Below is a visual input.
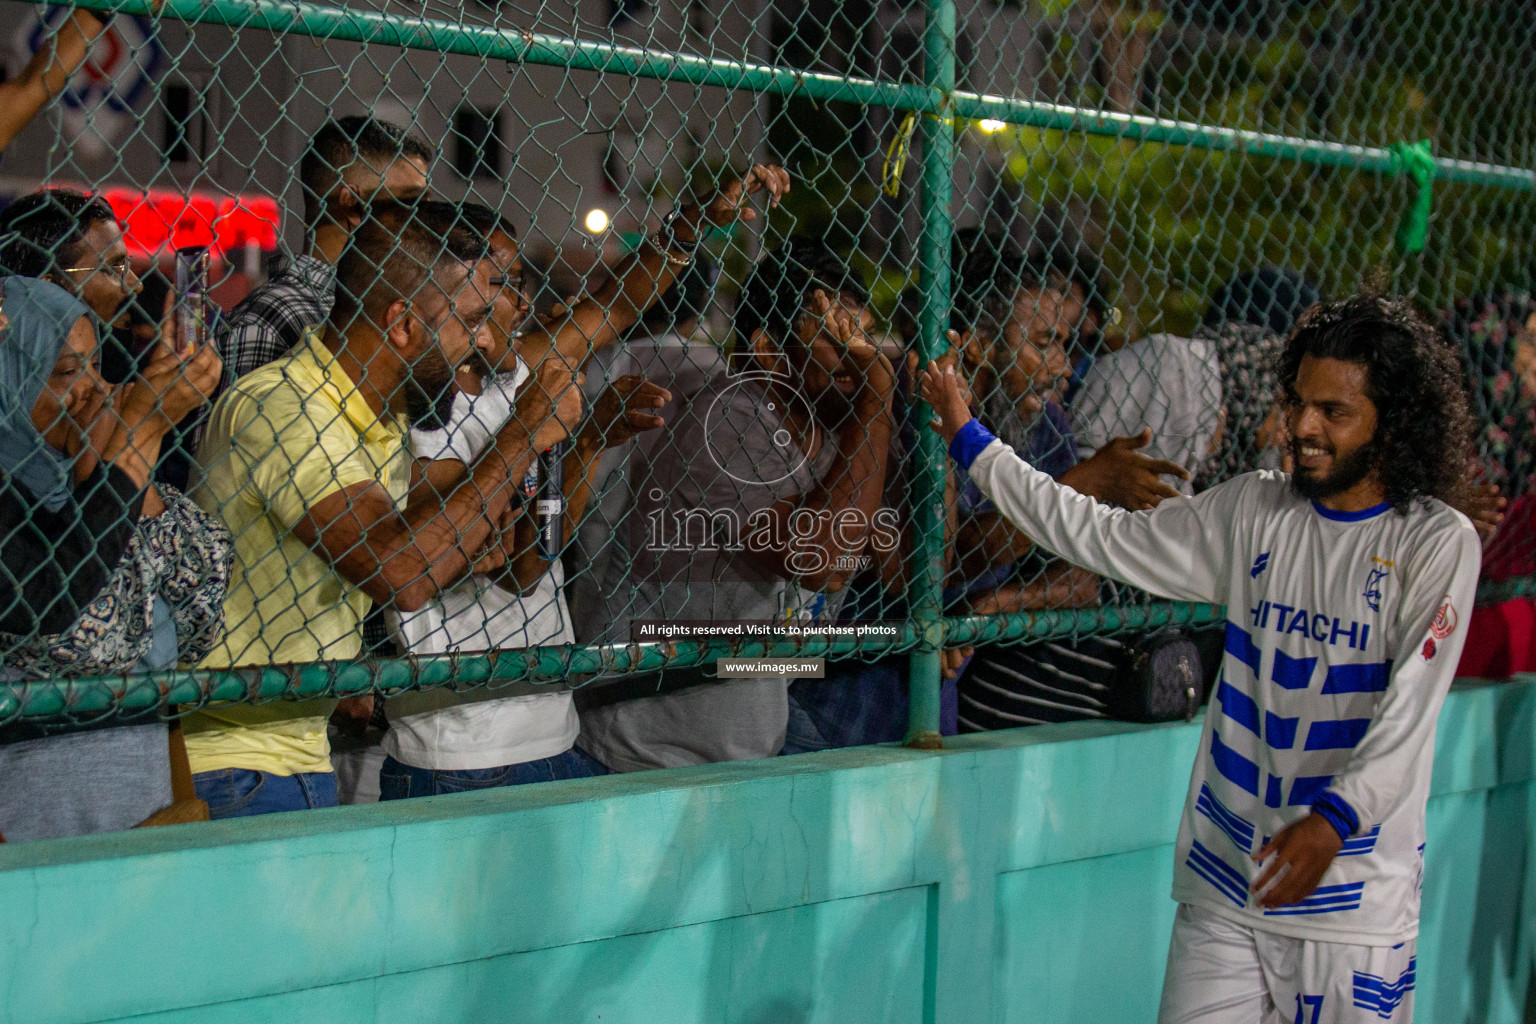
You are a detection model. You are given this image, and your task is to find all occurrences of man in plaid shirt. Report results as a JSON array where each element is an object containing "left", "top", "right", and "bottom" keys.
[{"left": 220, "top": 117, "right": 432, "bottom": 385}]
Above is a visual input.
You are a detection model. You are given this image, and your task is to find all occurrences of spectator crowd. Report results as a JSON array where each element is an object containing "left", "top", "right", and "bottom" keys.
[{"left": 0, "top": 23, "right": 1529, "bottom": 841}]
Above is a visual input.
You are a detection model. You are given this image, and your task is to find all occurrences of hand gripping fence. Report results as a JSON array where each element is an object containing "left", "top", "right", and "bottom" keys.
[{"left": 0, "top": 0, "right": 1533, "bottom": 743}]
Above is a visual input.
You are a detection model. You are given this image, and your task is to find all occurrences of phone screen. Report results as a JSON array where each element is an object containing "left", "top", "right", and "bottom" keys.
[{"left": 174, "top": 245, "right": 210, "bottom": 356}]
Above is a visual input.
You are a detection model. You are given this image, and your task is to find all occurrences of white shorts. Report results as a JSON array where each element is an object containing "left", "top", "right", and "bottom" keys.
[{"left": 1158, "top": 904, "right": 1417, "bottom": 1024}]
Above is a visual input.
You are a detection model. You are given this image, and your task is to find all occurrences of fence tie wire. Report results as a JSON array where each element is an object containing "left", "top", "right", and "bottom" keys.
[{"left": 1390, "top": 139, "right": 1437, "bottom": 254}]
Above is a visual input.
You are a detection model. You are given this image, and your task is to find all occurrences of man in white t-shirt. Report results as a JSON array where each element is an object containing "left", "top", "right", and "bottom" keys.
[
  {"left": 375, "top": 206, "right": 675, "bottom": 793},
  {"left": 924, "top": 294, "right": 1482, "bottom": 1023},
  {"left": 380, "top": 354, "right": 667, "bottom": 790},
  {"left": 1071, "top": 332, "right": 1224, "bottom": 497}
]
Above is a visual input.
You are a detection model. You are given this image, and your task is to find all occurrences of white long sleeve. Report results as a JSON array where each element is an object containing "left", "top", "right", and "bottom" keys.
[
  {"left": 967, "top": 436, "right": 1240, "bottom": 605},
  {"left": 1323, "top": 519, "right": 1481, "bottom": 832}
]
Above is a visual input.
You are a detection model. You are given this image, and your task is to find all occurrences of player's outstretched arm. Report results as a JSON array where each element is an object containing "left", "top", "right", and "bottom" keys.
[{"left": 920, "top": 362, "right": 1233, "bottom": 605}]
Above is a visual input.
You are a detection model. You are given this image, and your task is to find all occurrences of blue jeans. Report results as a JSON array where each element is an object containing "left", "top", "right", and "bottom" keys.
[
  {"left": 781, "top": 657, "right": 960, "bottom": 755},
  {"left": 377, "top": 747, "right": 610, "bottom": 800},
  {"left": 193, "top": 768, "right": 339, "bottom": 819}
]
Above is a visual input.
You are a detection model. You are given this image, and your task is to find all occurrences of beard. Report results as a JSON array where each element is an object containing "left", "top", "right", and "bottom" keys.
[
  {"left": 982, "top": 385, "right": 1045, "bottom": 452},
  {"left": 463, "top": 346, "right": 496, "bottom": 382},
  {"left": 809, "top": 382, "right": 858, "bottom": 429},
  {"left": 405, "top": 347, "right": 461, "bottom": 430},
  {"left": 1289, "top": 437, "right": 1380, "bottom": 501},
  {"left": 788, "top": 350, "right": 858, "bottom": 429}
]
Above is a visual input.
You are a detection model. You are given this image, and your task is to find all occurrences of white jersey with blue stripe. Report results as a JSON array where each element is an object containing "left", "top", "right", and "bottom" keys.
[{"left": 962, "top": 434, "right": 1481, "bottom": 945}]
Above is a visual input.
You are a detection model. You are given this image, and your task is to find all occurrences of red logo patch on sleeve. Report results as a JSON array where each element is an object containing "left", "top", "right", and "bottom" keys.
[
  {"left": 1422, "top": 638, "right": 1437, "bottom": 661},
  {"left": 1430, "top": 597, "right": 1458, "bottom": 640}
]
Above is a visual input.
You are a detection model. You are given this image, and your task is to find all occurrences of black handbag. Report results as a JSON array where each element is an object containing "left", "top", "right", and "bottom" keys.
[{"left": 1107, "top": 629, "right": 1207, "bottom": 723}]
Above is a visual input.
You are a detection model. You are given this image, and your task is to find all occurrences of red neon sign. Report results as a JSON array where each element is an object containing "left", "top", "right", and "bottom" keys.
[{"left": 101, "top": 189, "right": 281, "bottom": 258}]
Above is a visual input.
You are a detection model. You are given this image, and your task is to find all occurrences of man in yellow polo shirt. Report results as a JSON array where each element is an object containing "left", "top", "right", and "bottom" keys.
[{"left": 187, "top": 200, "right": 580, "bottom": 817}]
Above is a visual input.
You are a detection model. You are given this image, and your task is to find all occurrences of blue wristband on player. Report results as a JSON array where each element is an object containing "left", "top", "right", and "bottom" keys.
[
  {"left": 1311, "top": 791, "right": 1359, "bottom": 843},
  {"left": 949, "top": 419, "right": 997, "bottom": 470}
]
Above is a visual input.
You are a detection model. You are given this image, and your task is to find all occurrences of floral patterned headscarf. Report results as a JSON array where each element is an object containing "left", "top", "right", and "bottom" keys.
[{"left": 1446, "top": 292, "right": 1536, "bottom": 499}]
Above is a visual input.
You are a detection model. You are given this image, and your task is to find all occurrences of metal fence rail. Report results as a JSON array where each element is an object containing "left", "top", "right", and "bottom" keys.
[{"left": 40, "top": 0, "right": 1536, "bottom": 188}]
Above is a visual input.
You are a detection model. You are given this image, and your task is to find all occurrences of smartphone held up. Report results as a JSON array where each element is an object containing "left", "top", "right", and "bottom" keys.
[{"left": 174, "top": 245, "right": 209, "bottom": 357}]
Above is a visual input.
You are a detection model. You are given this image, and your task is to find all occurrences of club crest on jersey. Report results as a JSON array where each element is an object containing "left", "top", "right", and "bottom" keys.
[
  {"left": 1250, "top": 552, "right": 1270, "bottom": 578},
  {"left": 1363, "top": 557, "right": 1393, "bottom": 612}
]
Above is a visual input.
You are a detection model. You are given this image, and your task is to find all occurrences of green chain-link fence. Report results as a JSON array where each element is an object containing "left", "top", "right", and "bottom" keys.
[{"left": 0, "top": 0, "right": 1532, "bottom": 752}]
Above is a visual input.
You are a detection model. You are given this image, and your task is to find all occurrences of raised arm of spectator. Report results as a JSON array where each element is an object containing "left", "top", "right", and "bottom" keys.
[
  {"left": 741, "top": 292, "right": 896, "bottom": 592},
  {"left": 284, "top": 359, "right": 584, "bottom": 613},
  {"left": 1057, "top": 430, "right": 1191, "bottom": 510},
  {"left": 518, "top": 165, "right": 790, "bottom": 369},
  {"left": 563, "top": 375, "right": 668, "bottom": 544},
  {"left": 870, "top": 339, "right": 973, "bottom": 592},
  {"left": 96, "top": 298, "right": 222, "bottom": 517},
  {"left": 963, "top": 563, "right": 1101, "bottom": 616},
  {"left": 0, "top": 11, "right": 107, "bottom": 153}
]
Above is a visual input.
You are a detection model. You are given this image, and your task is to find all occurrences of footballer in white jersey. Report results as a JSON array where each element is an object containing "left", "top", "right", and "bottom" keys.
[{"left": 924, "top": 295, "right": 1484, "bottom": 1023}]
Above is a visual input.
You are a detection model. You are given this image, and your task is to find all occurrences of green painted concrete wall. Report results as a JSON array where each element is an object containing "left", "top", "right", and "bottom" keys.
[{"left": 1, "top": 677, "right": 1532, "bottom": 1023}]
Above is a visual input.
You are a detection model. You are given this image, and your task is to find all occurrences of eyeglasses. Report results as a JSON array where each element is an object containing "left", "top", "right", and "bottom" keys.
[
  {"left": 59, "top": 259, "right": 134, "bottom": 283},
  {"left": 488, "top": 270, "right": 532, "bottom": 301}
]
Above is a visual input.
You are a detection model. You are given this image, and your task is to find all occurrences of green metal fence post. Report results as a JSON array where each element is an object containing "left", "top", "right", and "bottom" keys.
[{"left": 905, "top": 0, "right": 957, "bottom": 750}]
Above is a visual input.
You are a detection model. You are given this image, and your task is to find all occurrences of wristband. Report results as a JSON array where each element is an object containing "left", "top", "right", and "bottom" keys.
[
  {"left": 949, "top": 418, "right": 997, "bottom": 470},
  {"left": 1310, "top": 791, "right": 1359, "bottom": 843}
]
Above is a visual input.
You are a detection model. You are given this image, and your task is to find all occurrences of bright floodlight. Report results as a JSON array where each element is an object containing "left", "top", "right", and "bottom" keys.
[
  {"left": 584, "top": 208, "right": 610, "bottom": 233},
  {"left": 978, "top": 119, "right": 1006, "bottom": 133}
]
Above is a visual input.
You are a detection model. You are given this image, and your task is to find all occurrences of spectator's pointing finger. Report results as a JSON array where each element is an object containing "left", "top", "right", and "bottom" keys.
[
  {"left": 1140, "top": 457, "right": 1193, "bottom": 481},
  {"left": 627, "top": 412, "right": 665, "bottom": 433},
  {"left": 1115, "top": 428, "right": 1154, "bottom": 451}
]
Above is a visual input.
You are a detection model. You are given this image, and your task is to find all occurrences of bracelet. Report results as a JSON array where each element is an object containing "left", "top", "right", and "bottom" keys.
[
  {"left": 658, "top": 210, "right": 703, "bottom": 257},
  {"left": 656, "top": 246, "right": 692, "bottom": 267}
]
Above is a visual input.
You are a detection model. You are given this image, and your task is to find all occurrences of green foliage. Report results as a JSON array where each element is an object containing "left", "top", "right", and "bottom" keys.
[
  {"left": 989, "top": 4, "right": 1467, "bottom": 333},
  {"left": 997, "top": 0, "right": 1533, "bottom": 331}
]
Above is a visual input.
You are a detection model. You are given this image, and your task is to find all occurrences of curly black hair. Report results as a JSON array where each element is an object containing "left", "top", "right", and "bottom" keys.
[{"left": 1278, "top": 294, "right": 1474, "bottom": 513}]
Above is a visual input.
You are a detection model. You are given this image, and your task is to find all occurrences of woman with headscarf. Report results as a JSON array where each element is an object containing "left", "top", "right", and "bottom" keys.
[
  {"left": 0, "top": 276, "right": 229, "bottom": 842},
  {"left": 1191, "top": 267, "right": 1321, "bottom": 489}
]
